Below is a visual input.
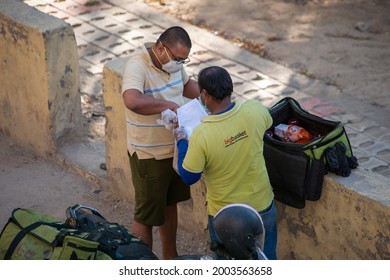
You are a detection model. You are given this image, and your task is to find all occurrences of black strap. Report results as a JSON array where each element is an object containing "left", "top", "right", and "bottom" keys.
[
  {"left": 4, "top": 221, "right": 76, "bottom": 260},
  {"left": 4, "top": 221, "right": 44, "bottom": 259}
]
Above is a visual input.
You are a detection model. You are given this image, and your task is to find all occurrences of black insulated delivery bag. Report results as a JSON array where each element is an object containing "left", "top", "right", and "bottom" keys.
[{"left": 263, "top": 97, "right": 358, "bottom": 209}]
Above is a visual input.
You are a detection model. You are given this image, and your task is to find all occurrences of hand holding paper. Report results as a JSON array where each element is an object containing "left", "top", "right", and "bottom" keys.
[{"left": 173, "top": 126, "right": 188, "bottom": 142}]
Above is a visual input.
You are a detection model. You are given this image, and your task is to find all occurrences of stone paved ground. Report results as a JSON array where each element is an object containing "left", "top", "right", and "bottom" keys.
[{"left": 23, "top": 0, "right": 390, "bottom": 179}]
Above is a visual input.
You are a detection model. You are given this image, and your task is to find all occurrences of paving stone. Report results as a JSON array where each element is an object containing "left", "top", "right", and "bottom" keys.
[
  {"left": 233, "top": 82, "right": 261, "bottom": 96},
  {"left": 94, "top": 21, "right": 130, "bottom": 39},
  {"left": 47, "top": 0, "right": 79, "bottom": 13},
  {"left": 231, "top": 76, "right": 246, "bottom": 87},
  {"left": 76, "top": 10, "right": 111, "bottom": 22},
  {"left": 215, "top": 61, "right": 256, "bottom": 79},
  {"left": 357, "top": 157, "right": 388, "bottom": 172},
  {"left": 183, "top": 58, "right": 204, "bottom": 78},
  {"left": 240, "top": 88, "right": 274, "bottom": 100},
  {"left": 191, "top": 50, "right": 220, "bottom": 63},
  {"left": 102, "top": 7, "right": 139, "bottom": 22},
  {"left": 86, "top": 14, "right": 120, "bottom": 27},
  {"left": 47, "top": 7, "right": 74, "bottom": 20},
  {"left": 250, "top": 77, "right": 281, "bottom": 90},
  {"left": 377, "top": 166, "right": 390, "bottom": 178},
  {"left": 239, "top": 90, "right": 279, "bottom": 106},
  {"left": 72, "top": 21, "right": 96, "bottom": 36},
  {"left": 351, "top": 149, "right": 369, "bottom": 161},
  {"left": 63, "top": 15, "right": 84, "bottom": 27},
  {"left": 336, "top": 112, "right": 364, "bottom": 125},
  {"left": 86, "top": 64, "right": 103, "bottom": 75},
  {"left": 298, "top": 96, "right": 329, "bottom": 111},
  {"left": 358, "top": 139, "right": 376, "bottom": 148},
  {"left": 347, "top": 119, "right": 382, "bottom": 133},
  {"left": 377, "top": 148, "right": 390, "bottom": 163},
  {"left": 362, "top": 142, "right": 390, "bottom": 156},
  {"left": 24, "top": 0, "right": 47, "bottom": 6},
  {"left": 346, "top": 133, "right": 372, "bottom": 149},
  {"left": 82, "top": 29, "right": 112, "bottom": 43},
  {"left": 264, "top": 85, "right": 297, "bottom": 98},
  {"left": 344, "top": 125, "right": 360, "bottom": 136},
  {"left": 117, "top": 29, "right": 156, "bottom": 46},
  {"left": 312, "top": 104, "right": 345, "bottom": 118},
  {"left": 363, "top": 126, "right": 390, "bottom": 139},
  {"left": 82, "top": 48, "right": 116, "bottom": 66},
  {"left": 190, "top": 43, "right": 208, "bottom": 55},
  {"left": 120, "top": 17, "right": 154, "bottom": 30},
  {"left": 77, "top": 44, "right": 101, "bottom": 59},
  {"left": 57, "top": 1, "right": 113, "bottom": 17},
  {"left": 76, "top": 37, "right": 89, "bottom": 49},
  {"left": 107, "top": 41, "right": 137, "bottom": 57},
  {"left": 380, "top": 134, "right": 390, "bottom": 144},
  {"left": 95, "top": 33, "right": 122, "bottom": 45}
]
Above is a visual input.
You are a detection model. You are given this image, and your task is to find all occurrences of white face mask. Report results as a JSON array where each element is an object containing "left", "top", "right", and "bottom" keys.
[
  {"left": 152, "top": 45, "right": 184, "bottom": 74},
  {"left": 162, "top": 60, "right": 183, "bottom": 74}
]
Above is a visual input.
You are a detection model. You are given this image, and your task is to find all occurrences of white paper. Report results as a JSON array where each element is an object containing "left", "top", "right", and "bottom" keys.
[{"left": 177, "top": 99, "right": 208, "bottom": 137}]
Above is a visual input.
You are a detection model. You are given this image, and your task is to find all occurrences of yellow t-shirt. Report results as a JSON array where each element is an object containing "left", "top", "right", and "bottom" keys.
[
  {"left": 182, "top": 100, "right": 274, "bottom": 215},
  {"left": 122, "top": 43, "right": 190, "bottom": 159}
]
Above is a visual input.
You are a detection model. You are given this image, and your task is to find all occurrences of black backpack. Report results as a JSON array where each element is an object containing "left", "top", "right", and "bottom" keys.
[{"left": 65, "top": 204, "right": 159, "bottom": 260}]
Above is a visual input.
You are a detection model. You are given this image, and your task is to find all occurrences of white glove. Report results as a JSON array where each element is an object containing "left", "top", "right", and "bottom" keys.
[
  {"left": 173, "top": 126, "right": 188, "bottom": 142},
  {"left": 156, "top": 109, "right": 178, "bottom": 130}
]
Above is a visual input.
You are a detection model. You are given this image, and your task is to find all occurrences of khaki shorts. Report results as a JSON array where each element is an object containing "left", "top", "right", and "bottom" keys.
[{"left": 129, "top": 152, "right": 191, "bottom": 226}]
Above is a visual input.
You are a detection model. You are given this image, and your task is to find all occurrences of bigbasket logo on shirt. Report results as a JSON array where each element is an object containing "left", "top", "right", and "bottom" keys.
[{"left": 224, "top": 131, "right": 248, "bottom": 147}]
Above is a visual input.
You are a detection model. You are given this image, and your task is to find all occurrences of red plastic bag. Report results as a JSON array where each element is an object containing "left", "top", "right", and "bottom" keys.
[{"left": 274, "top": 124, "right": 313, "bottom": 144}]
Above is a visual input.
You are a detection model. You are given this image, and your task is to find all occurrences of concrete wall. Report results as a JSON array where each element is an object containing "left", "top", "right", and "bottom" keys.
[
  {"left": 277, "top": 173, "right": 389, "bottom": 259},
  {"left": 103, "top": 57, "right": 390, "bottom": 260},
  {"left": 0, "top": 0, "right": 82, "bottom": 157}
]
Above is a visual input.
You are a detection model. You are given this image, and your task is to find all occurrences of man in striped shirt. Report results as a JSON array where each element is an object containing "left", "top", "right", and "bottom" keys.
[{"left": 122, "top": 26, "right": 199, "bottom": 259}]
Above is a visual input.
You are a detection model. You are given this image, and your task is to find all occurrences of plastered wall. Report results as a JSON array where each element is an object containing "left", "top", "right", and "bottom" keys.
[{"left": 0, "top": 0, "right": 82, "bottom": 156}]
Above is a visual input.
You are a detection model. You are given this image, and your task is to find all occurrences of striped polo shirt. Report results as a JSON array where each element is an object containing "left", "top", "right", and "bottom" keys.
[{"left": 122, "top": 43, "right": 190, "bottom": 160}]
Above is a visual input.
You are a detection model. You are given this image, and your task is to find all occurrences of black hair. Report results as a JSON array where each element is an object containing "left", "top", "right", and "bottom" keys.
[
  {"left": 198, "top": 66, "right": 233, "bottom": 101},
  {"left": 158, "top": 26, "right": 192, "bottom": 48}
]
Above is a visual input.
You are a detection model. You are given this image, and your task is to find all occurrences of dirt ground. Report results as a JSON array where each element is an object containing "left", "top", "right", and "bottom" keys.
[{"left": 0, "top": 134, "right": 209, "bottom": 259}]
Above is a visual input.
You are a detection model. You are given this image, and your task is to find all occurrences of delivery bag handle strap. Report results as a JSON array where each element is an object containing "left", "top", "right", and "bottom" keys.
[
  {"left": 283, "top": 97, "right": 306, "bottom": 111},
  {"left": 269, "top": 97, "right": 302, "bottom": 113},
  {"left": 3, "top": 221, "right": 72, "bottom": 260},
  {"left": 4, "top": 221, "right": 45, "bottom": 259}
]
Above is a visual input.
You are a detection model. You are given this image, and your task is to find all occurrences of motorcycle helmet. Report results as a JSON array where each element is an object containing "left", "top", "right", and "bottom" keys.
[{"left": 212, "top": 203, "right": 265, "bottom": 260}]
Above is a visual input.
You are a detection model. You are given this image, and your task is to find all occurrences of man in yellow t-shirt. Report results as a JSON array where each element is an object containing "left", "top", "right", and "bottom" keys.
[
  {"left": 174, "top": 66, "right": 278, "bottom": 259},
  {"left": 122, "top": 26, "right": 199, "bottom": 259}
]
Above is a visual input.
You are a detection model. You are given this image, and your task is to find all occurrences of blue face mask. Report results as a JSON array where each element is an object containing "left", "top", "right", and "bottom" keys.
[{"left": 198, "top": 90, "right": 208, "bottom": 109}]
